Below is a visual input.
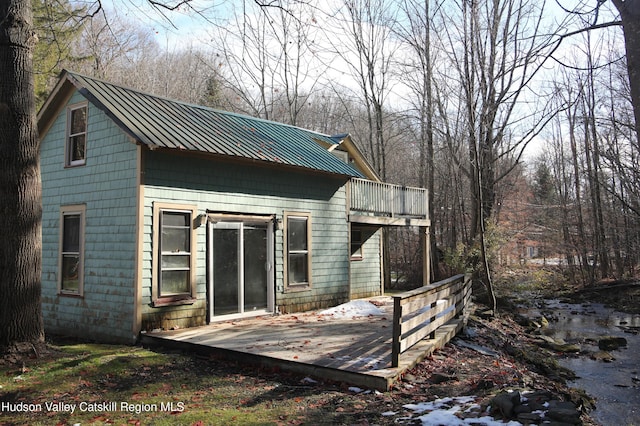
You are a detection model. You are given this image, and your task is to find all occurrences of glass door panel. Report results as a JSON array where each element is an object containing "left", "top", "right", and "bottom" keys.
[
  {"left": 213, "top": 225, "right": 239, "bottom": 315},
  {"left": 243, "top": 224, "right": 268, "bottom": 311},
  {"left": 209, "top": 219, "right": 272, "bottom": 319}
]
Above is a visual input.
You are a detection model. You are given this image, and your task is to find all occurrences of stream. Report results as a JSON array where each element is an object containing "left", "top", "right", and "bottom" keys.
[{"left": 524, "top": 299, "right": 640, "bottom": 425}]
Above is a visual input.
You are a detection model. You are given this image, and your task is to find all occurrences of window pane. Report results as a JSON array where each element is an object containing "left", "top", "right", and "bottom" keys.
[
  {"left": 61, "top": 254, "right": 80, "bottom": 291},
  {"left": 351, "top": 230, "right": 363, "bottom": 257},
  {"left": 161, "top": 270, "right": 190, "bottom": 295},
  {"left": 288, "top": 217, "right": 307, "bottom": 251},
  {"left": 163, "top": 211, "right": 190, "bottom": 227},
  {"left": 161, "top": 254, "right": 190, "bottom": 269},
  {"left": 63, "top": 215, "right": 80, "bottom": 252},
  {"left": 162, "top": 227, "right": 189, "bottom": 253},
  {"left": 70, "top": 107, "right": 87, "bottom": 134},
  {"left": 288, "top": 253, "right": 308, "bottom": 285},
  {"left": 70, "top": 135, "right": 86, "bottom": 162}
]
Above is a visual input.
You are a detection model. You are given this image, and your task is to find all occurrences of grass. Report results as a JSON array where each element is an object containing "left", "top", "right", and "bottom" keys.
[{"left": 0, "top": 341, "right": 352, "bottom": 425}]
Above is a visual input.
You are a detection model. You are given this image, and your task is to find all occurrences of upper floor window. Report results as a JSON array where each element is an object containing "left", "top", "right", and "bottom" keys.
[
  {"left": 59, "top": 205, "right": 85, "bottom": 295},
  {"left": 66, "top": 103, "right": 87, "bottom": 166}
]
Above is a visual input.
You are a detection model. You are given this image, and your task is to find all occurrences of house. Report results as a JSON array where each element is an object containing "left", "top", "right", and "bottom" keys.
[{"left": 38, "top": 71, "right": 430, "bottom": 343}]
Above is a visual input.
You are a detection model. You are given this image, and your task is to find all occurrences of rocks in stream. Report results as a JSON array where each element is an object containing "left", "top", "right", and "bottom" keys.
[
  {"left": 589, "top": 350, "right": 616, "bottom": 362},
  {"left": 488, "top": 390, "right": 584, "bottom": 425},
  {"left": 597, "top": 336, "right": 628, "bottom": 351},
  {"left": 535, "top": 335, "right": 581, "bottom": 353}
]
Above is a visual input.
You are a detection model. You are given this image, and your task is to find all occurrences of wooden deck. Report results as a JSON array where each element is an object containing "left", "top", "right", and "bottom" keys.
[{"left": 140, "top": 297, "right": 466, "bottom": 391}]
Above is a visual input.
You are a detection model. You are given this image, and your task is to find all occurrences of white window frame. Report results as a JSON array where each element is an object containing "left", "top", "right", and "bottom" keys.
[
  {"left": 152, "top": 202, "right": 197, "bottom": 306},
  {"left": 65, "top": 102, "right": 88, "bottom": 167},
  {"left": 284, "top": 212, "right": 312, "bottom": 290},
  {"left": 58, "top": 204, "right": 86, "bottom": 296}
]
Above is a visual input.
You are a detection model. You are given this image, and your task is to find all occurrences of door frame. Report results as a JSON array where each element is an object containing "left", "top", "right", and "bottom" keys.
[{"left": 206, "top": 213, "right": 275, "bottom": 322}]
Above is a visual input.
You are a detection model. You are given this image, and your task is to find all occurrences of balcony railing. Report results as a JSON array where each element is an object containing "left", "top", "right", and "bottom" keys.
[
  {"left": 391, "top": 273, "right": 472, "bottom": 367},
  {"left": 349, "top": 178, "right": 428, "bottom": 220}
]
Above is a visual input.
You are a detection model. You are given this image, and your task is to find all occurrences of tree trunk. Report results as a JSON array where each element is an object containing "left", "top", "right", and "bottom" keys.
[
  {"left": 611, "top": 0, "right": 640, "bottom": 146},
  {"left": 0, "top": 0, "right": 44, "bottom": 348}
]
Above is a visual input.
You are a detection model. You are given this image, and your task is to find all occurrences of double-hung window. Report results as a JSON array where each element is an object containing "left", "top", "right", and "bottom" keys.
[
  {"left": 59, "top": 205, "right": 85, "bottom": 295},
  {"left": 285, "top": 212, "right": 311, "bottom": 288},
  {"left": 66, "top": 103, "right": 87, "bottom": 166},
  {"left": 153, "top": 203, "right": 197, "bottom": 305},
  {"left": 351, "top": 228, "right": 363, "bottom": 260}
]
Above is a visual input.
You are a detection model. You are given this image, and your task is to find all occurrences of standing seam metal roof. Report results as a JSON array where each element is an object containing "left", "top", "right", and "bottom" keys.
[{"left": 65, "top": 71, "right": 364, "bottom": 178}]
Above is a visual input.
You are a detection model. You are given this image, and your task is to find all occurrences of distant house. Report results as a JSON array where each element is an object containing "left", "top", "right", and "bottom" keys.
[{"left": 38, "top": 71, "right": 430, "bottom": 343}]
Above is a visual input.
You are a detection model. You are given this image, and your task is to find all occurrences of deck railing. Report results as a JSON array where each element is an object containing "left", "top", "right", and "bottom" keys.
[
  {"left": 391, "top": 274, "right": 472, "bottom": 367},
  {"left": 350, "top": 178, "right": 428, "bottom": 218}
]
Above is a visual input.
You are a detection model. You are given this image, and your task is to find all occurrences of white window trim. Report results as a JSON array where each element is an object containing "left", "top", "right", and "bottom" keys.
[
  {"left": 283, "top": 211, "right": 312, "bottom": 290},
  {"left": 58, "top": 204, "right": 86, "bottom": 296},
  {"left": 65, "top": 102, "right": 88, "bottom": 167},
  {"left": 152, "top": 202, "right": 198, "bottom": 306}
]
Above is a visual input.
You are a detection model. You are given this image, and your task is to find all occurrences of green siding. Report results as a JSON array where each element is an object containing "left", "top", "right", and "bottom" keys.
[
  {"left": 41, "top": 92, "right": 138, "bottom": 343},
  {"left": 140, "top": 151, "right": 352, "bottom": 330},
  {"left": 350, "top": 227, "right": 383, "bottom": 299}
]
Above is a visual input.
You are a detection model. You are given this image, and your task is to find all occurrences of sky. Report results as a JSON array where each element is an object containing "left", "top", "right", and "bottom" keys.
[{"left": 93, "top": 0, "right": 626, "bottom": 161}]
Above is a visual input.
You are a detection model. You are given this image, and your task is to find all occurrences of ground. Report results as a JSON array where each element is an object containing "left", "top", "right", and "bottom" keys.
[{"left": 2, "top": 273, "right": 633, "bottom": 425}]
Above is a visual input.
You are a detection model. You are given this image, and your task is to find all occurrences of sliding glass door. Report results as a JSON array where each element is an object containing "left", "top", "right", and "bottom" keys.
[{"left": 208, "top": 219, "right": 273, "bottom": 319}]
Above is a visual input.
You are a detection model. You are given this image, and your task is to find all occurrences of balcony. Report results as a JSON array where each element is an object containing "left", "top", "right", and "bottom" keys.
[{"left": 349, "top": 178, "right": 430, "bottom": 226}]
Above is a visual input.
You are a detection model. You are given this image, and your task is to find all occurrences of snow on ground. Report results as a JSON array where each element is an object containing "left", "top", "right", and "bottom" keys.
[
  {"left": 403, "top": 396, "right": 523, "bottom": 426},
  {"left": 321, "top": 301, "right": 525, "bottom": 424},
  {"left": 318, "top": 300, "right": 387, "bottom": 319}
]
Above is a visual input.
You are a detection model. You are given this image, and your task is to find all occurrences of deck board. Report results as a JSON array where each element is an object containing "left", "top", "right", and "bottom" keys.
[{"left": 141, "top": 297, "right": 465, "bottom": 390}]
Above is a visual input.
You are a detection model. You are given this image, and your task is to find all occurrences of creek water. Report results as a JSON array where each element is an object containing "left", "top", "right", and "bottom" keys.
[{"left": 526, "top": 299, "right": 640, "bottom": 426}]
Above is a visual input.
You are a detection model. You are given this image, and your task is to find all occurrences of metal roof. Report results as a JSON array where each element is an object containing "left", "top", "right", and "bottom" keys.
[{"left": 63, "top": 71, "right": 364, "bottom": 178}]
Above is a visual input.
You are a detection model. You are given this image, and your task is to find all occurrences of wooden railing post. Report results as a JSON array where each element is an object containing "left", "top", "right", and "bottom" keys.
[
  {"left": 428, "top": 299, "right": 437, "bottom": 339},
  {"left": 392, "top": 296, "right": 402, "bottom": 367}
]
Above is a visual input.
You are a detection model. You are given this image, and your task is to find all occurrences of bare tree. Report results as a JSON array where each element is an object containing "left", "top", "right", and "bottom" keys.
[
  {"left": 207, "top": 0, "right": 320, "bottom": 125},
  {"left": 429, "top": 0, "right": 562, "bottom": 309},
  {"left": 610, "top": 0, "right": 640, "bottom": 144},
  {"left": 328, "top": 0, "right": 399, "bottom": 181},
  {"left": 72, "top": 12, "right": 156, "bottom": 79},
  {"left": 555, "top": 1, "right": 640, "bottom": 148},
  {"left": 395, "top": 0, "right": 444, "bottom": 280}
]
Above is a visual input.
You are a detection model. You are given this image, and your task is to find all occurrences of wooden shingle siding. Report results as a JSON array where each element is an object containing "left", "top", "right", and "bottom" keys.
[
  {"left": 41, "top": 92, "right": 138, "bottom": 343},
  {"left": 350, "top": 228, "right": 383, "bottom": 299},
  {"left": 140, "top": 151, "right": 352, "bottom": 329}
]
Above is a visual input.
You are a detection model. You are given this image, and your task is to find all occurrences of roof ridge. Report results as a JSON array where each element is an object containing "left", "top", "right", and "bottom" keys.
[
  {"left": 63, "top": 69, "right": 341, "bottom": 142},
  {"left": 54, "top": 69, "right": 363, "bottom": 178}
]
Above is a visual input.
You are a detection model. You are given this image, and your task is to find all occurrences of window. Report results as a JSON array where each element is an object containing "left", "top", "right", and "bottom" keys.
[
  {"left": 66, "top": 103, "right": 87, "bottom": 166},
  {"left": 351, "top": 229, "right": 363, "bottom": 260},
  {"left": 152, "top": 203, "right": 197, "bottom": 305},
  {"left": 59, "top": 205, "right": 85, "bottom": 295},
  {"left": 285, "top": 212, "right": 311, "bottom": 288}
]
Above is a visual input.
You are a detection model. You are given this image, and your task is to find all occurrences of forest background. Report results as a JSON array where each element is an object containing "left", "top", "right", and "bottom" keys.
[{"left": 28, "top": 0, "right": 640, "bottom": 291}]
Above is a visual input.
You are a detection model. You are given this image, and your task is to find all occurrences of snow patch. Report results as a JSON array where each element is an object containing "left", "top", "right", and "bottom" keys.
[
  {"left": 403, "top": 396, "right": 523, "bottom": 426},
  {"left": 319, "top": 300, "right": 386, "bottom": 319}
]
